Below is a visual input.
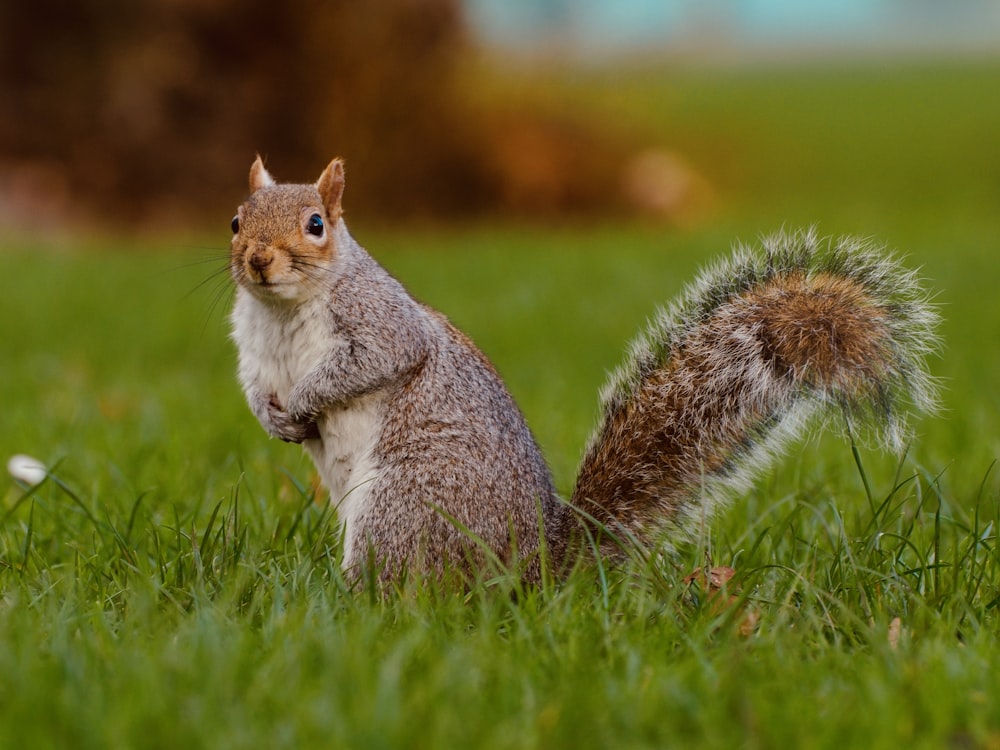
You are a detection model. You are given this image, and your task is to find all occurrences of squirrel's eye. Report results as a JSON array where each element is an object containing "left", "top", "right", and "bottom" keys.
[
  {"left": 305, "top": 213, "right": 324, "bottom": 237},
  {"left": 231, "top": 216, "right": 240, "bottom": 234}
]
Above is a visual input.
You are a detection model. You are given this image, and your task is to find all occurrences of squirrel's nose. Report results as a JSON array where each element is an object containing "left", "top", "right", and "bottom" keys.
[{"left": 248, "top": 249, "right": 273, "bottom": 272}]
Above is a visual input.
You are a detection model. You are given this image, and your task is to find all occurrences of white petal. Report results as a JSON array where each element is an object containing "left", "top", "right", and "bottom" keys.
[{"left": 7, "top": 454, "right": 47, "bottom": 486}]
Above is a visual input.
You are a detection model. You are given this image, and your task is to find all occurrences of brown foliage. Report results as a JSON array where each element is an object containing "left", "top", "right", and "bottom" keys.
[
  {"left": 0, "top": 1, "right": 714, "bottom": 230},
  {"left": 0, "top": 0, "right": 508, "bottom": 227},
  {"left": 684, "top": 566, "right": 759, "bottom": 636}
]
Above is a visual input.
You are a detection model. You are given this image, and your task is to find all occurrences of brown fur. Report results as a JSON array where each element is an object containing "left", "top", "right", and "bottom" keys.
[{"left": 745, "top": 272, "right": 893, "bottom": 392}]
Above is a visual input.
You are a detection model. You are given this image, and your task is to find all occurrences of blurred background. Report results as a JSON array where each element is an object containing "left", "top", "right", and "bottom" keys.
[
  {"left": 1, "top": 0, "right": 997, "bottom": 231},
  {"left": 470, "top": 0, "right": 1000, "bottom": 57}
]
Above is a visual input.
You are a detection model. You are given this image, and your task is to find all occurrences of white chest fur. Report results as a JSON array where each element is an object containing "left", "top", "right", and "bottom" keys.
[
  {"left": 230, "top": 289, "right": 384, "bottom": 563},
  {"left": 231, "top": 290, "right": 335, "bottom": 403},
  {"left": 306, "top": 393, "right": 383, "bottom": 564}
]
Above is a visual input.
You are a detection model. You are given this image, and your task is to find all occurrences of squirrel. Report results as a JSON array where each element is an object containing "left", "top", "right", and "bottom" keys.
[{"left": 228, "top": 156, "right": 939, "bottom": 582}]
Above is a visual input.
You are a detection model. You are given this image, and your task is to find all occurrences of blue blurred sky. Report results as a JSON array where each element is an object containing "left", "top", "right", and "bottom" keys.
[{"left": 466, "top": 0, "right": 1000, "bottom": 57}]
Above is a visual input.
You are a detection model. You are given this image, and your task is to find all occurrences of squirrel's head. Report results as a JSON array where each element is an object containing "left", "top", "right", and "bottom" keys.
[{"left": 230, "top": 156, "right": 346, "bottom": 301}]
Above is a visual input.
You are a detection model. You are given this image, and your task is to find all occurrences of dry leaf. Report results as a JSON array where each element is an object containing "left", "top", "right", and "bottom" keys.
[
  {"left": 888, "top": 617, "right": 902, "bottom": 650},
  {"left": 684, "top": 565, "right": 758, "bottom": 636}
]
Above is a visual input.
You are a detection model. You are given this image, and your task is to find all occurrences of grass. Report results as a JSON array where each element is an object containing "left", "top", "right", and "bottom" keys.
[{"left": 3, "top": 59, "right": 1000, "bottom": 748}]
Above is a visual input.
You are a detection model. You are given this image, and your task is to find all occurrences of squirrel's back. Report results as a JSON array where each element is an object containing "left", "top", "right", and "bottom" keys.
[{"left": 364, "top": 304, "right": 561, "bottom": 578}]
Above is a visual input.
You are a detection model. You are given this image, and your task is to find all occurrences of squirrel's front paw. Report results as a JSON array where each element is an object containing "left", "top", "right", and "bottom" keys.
[
  {"left": 284, "top": 384, "right": 321, "bottom": 425},
  {"left": 266, "top": 396, "right": 320, "bottom": 444}
]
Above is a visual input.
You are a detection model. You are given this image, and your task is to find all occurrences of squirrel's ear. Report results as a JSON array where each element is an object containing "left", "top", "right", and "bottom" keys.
[
  {"left": 249, "top": 155, "right": 275, "bottom": 192},
  {"left": 316, "top": 158, "right": 346, "bottom": 218}
]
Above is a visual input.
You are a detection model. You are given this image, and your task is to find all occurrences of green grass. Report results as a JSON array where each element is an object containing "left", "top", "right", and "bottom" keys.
[{"left": 3, "top": 60, "right": 1000, "bottom": 748}]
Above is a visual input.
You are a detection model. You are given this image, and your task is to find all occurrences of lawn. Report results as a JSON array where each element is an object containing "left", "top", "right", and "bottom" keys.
[{"left": 2, "top": 59, "right": 1000, "bottom": 748}]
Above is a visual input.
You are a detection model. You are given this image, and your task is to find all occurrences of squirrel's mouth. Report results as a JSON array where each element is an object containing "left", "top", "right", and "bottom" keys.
[
  {"left": 245, "top": 268, "right": 281, "bottom": 287},
  {"left": 241, "top": 272, "right": 301, "bottom": 301},
  {"left": 236, "top": 269, "right": 275, "bottom": 290},
  {"left": 231, "top": 260, "right": 272, "bottom": 289}
]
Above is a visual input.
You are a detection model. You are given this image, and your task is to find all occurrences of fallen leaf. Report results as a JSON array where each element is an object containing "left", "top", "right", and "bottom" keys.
[
  {"left": 888, "top": 617, "right": 902, "bottom": 650},
  {"left": 684, "top": 565, "right": 758, "bottom": 636}
]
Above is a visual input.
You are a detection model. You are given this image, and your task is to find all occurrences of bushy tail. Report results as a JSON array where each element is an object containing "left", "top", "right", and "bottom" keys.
[{"left": 570, "top": 229, "right": 940, "bottom": 551}]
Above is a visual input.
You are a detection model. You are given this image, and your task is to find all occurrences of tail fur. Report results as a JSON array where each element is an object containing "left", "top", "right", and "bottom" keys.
[{"left": 570, "top": 229, "right": 939, "bottom": 551}]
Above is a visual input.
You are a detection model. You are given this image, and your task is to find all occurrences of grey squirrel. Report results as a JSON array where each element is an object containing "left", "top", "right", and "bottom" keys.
[{"left": 229, "top": 156, "right": 939, "bottom": 582}]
